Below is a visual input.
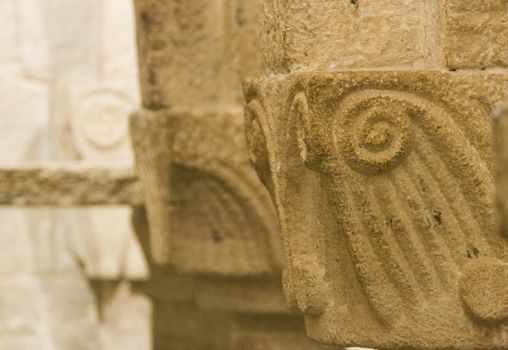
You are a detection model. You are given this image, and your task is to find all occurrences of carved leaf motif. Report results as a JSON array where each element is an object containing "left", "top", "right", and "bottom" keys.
[{"left": 298, "top": 89, "right": 501, "bottom": 323}]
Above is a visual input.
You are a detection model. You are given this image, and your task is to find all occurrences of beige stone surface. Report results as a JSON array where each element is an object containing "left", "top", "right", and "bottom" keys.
[
  {"left": 495, "top": 102, "right": 508, "bottom": 239},
  {"left": 244, "top": 71, "right": 508, "bottom": 349},
  {"left": 132, "top": 206, "right": 342, "bottom": 350},
  {"left": 259, "top": 0, "right": 443, "bottom": 73},
  {"left": 132, "top": 1, "right": 345, "bottom": 349},
  {"left": 67, "top": 82, "right": 137, "bottom": 162},
  {"left": 131, "top": 0, "right": 282, "bottom": 274},
  {"left": 133, "top": 0, "right": 263, "bottom": 109},
  {"left": 0, "top": 1, "right": 151, "bottom": 349},
  {"left": 131, "top": 109, "right": 282, "bottom": 274},
  {"left": 0, "top": 163, "right": 141, "bottom": 206},
  {"left": 445, "top": 0, "right": 508, "bottom": 69},
  {"left": 149, "top": 285, "right": 339, "bottom": 350}
]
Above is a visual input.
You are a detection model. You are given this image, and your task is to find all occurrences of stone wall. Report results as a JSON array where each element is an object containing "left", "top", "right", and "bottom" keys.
[{"left": 0, "top": 1, "right": 149, "bottom": 349}]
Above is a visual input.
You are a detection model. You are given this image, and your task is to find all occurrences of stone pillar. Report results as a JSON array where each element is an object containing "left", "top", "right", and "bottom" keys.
[
  {"left": 130, "top": 0, "right": 341, "bottom": 348},
  {"left": 244, "top": 1, "right": 508, "bottom": 349}
]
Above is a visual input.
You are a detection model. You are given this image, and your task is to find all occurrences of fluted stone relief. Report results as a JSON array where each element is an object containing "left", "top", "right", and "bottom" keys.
[
  {"left": 131, "top": 0, "right": 345, "bottom": 349},
  {"left": 244, "top": 71, "right": 508, "bottom": 349},
  {"left": 131, "top": 109, "right": 283, "bottom": 274}
]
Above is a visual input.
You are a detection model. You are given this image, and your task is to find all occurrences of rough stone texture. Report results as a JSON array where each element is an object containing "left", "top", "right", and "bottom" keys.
[
  {"left": 131, "top": 0, "right": 282, "bottom": 274},
  {"left": 0, "top": 163, "right": 141, "bottom": 206},
  {"left": 259, "top": 0, "right": 444, "bottom": 73},
  {"left": 244, "top": 71, "right": 508, "bottom": 349},
  {"left": 132, "top": 1, "right": 344, "bottom": 349},
  {"left": 133, "top": 0, "right": 263, "bottom": 109},
  {"left": 495, "top": 102, "right": 508, "bottom": 240},
  {"left": 132, "top": 206, "right": 340, "bottom": 350},
  {"left": 445, "top": 0, "right": 508, "bottom": 69},
  {"left": 131, "top": 109, "right": 282, "bottom": 274}
]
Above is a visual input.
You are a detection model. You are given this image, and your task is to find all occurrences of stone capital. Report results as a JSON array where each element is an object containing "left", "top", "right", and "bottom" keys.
[{"left": 244, "top": 70, "right": 508, "bottom": 349}]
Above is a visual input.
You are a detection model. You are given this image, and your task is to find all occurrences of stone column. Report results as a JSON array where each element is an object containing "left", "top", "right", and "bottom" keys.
[
  {"left": 244, "top": 1, "right": 508, "bottom": 349},
  {"left": 130, "top": 0, "right": 341, "bottom": 348}
]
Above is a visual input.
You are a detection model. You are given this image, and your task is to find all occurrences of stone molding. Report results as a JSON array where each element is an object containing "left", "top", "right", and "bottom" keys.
[
  {"left": 130, "top": 108, "right": 283, "bottom": 275},
  {"left": 0, "top": 162, "right": 140, "bottom": 206},
  {"left": 244, "top": 70, "right": 508, "bottom": 349}
]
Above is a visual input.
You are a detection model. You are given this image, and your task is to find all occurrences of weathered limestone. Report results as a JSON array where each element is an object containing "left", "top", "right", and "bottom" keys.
[
  {"left": 131, "top": 0, "right": 278, "bottom": 272},
  {"left": 131, "top": 0, "right": 342, "bottom": 348},
  {"left": 67, "top": 82, "right": 137, "bottom": 162},
  {"left": 259, "top": 0, "right": 443, "bottom": 72},
  {"left": 245, "top": 1, "right": 508, "bottom": 349},
  {"left": 445, "top": 0, "right": 508, "bottom": 69},
  {"left": 0, "top": 1, "right": 150, "bottom": 349},
  {"left": 495, "top": 103, "right": 508, "bottom": 240},
  {"left": 132, "top": 208, "right": 339, "bottom": 350},
  {"left": 245, "top": 71, "right": 508, "bottom": 348},
  {"left": 0, "top": 163, "right": 141, "bottom": 206},
  {"left": 131, "top": 108, "right": 283, "bottom": 274}
]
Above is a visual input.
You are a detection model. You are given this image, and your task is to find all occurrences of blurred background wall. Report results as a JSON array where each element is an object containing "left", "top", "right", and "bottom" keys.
[{"left": 0, "top": 1, "right": 151, "bottom": 349}]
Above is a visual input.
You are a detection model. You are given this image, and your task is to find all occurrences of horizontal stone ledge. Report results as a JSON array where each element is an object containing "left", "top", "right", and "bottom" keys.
[{"left": 0, "top": 162, "right": 143, "bottom": 206}]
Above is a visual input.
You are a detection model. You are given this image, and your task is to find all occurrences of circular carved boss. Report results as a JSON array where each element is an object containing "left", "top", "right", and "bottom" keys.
[{"left": 336, "top": 91, "right": 415, "bottom": 173}]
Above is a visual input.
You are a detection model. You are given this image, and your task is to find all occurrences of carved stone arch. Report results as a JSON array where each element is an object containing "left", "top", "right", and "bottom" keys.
[{"left": 131, "top": 108, "right": 283, "bottom": 275}]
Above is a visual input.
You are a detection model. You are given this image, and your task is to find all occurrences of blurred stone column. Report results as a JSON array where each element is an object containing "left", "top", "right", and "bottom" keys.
[{"left": 131, "top": 0, "right": 341, "bottom": 349}]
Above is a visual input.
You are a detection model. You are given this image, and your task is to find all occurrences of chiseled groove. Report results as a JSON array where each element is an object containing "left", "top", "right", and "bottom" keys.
[
  {"left": 404, "top": 150, "right": 469, "bottom": 267},
  {"left": 391, "top": 163, "right": 458, "bottom": 288},
  {"left": 136, "top": 147, "right": 171, "bottom": 258},
  {"left": 198, "top": 179, "right": 235, "bottom": 241},
  {"left": 188, "top": 181, "right": 221, "bottom": 267},
  {"left": 412, "top": 128, "right": 495, "bottom": 257},
  {"left": 205, "top": 177, "right": 268, "bottom": 272},
  {"left": 364, "top": 179, "right": 422, "bottom": 304},
  {"left": 215, "top": 158, "right": 275, "bottom": 230},
  {"left": 200, "top": 178, "right": 257, "bottom": 272},
  {"left": 336, "top": 175, "right": 403, "bottom": 325},
  {"left": 411, "top": 107, "right": 498, "bottom": 255},
  {"left": 209, "top": 163, "right": 278, "bottom": 266},
  {"left": 373, "top": 174, "right": 442, "bottom": 296}
]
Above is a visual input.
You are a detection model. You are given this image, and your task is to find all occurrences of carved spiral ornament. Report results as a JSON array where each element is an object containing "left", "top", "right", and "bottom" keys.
[
  {"left": 72, "top": 88, "right": 136, "bottom": 160},
  {"left": 337, "top": 92, "right": 415, "bottom": 173}
]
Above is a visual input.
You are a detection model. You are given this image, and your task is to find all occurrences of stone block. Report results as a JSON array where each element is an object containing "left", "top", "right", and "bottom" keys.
[
  {"left": 244, "top": 70, "right": 508, "bottom": 349},
  {"left": 0, "top": 276, "right": 41, "bottom": 334},
  {"left": 0, "top": 0, "right": 17, "bottom": 65},
  {"left": 131, "top": 109, "right": 283, "bottom": 274},
  {"left": 44, "top": 0, "right": 100, "bottom": 79},
  {"left": 259, "top": 0, "right": 443, "bottom": 73},
  {"left": 41, "top": 273, "right": 99, "bottom": 350},
  {"left": 0, "top": 79, "right": 49, "bottom": 161},
  {"left": 101, "top": 0, "right": 140, "bottom": 81},
  {"left": 0, "top": 163, "right": 141, "bottom": 206},
  {"left": 445, "top": 0, "right": 508, "bottom": 69},
  {"left": 133, "top": 0, "right": 262, "bottom": 109},
  {"left": 17, "top": 0, "right": 51, "bottom": 80}
]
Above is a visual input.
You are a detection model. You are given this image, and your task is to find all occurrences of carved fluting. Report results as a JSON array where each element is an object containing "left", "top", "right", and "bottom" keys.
[
  {"left": 244, "top": 72, "right": 508, "bottom": 349},
  {"left": 131, "top": 109, "right": 282, "bottom": 275},
  {"left": 130, "top": 111, "right": 173, "bottom": 264}
]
